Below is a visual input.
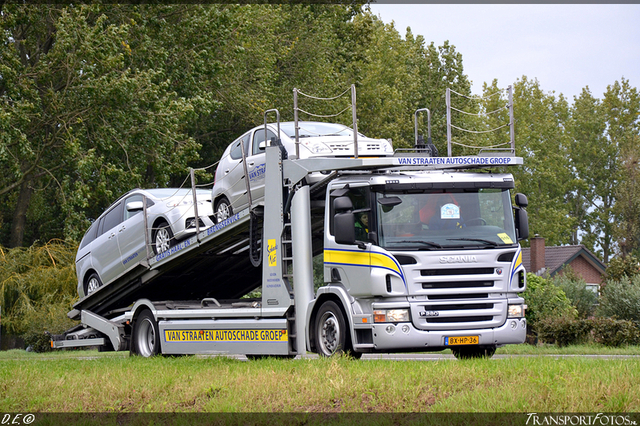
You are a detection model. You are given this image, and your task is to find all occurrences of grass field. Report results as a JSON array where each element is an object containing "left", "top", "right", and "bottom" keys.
[{"left": 1, "top": 346, "right": 639, "bottom": 413}]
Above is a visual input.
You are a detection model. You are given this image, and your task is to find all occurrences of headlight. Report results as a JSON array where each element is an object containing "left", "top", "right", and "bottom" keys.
[
  {"left": 508, "top": 304, "right": 525, "bottom": 318},
  {"left": 373, "top": 309, "right": 410, "bottom": 323},
  {"left": 383, "top": 140, "right": 394, "bottom": 153}
]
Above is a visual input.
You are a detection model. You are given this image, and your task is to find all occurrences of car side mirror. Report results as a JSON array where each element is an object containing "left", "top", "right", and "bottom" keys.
[
  {"left": 515, "top": 193, "right": 528, "bottom": 208},
  {"left": 334, "top": 212, "right": 356, "bottom": 245},
  {"left": 515, "top": 208, "right": 529, "bottom": 241},
  {"left": 126, "top": 201, "right": 144, "bottom": 212}
]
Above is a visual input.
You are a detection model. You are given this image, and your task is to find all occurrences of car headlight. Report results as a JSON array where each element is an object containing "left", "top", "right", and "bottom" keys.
[
  {"left": 383, "top": 140, "right": 394, "bottom": 153},
  {"left": 508, "top": 304, "right": 526, "bottom": 318},
  {"left": 373, "top": 309, "right": 410, "bottom": 323}
]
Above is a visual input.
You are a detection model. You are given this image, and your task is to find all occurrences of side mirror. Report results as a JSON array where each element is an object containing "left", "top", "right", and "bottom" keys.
[
  {"left": 334, "top": 213, "right": 356, "bottom": 245},
  {"left": 515, "top": 193, "right": 528, "bottom": 208},
  {"left": 333, "top": 196, "right": 353, "bottom": 212},
  {"left": 126, "top": 201, "right": 144, "bottom": 212},
  {"left": 515, "top": 208, "right": 529, "bottom": 241}
]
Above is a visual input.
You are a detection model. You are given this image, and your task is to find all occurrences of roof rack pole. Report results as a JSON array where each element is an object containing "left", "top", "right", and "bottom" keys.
[
  {"left": 293, "top": 88, "right": 300, "bottom": 159},
  {"left": 190, "top": 167, "right": 200, "bottom": 239},
  {"left": 414, "top": 108, "right": 431, "bottom": 147},
  {"left": 351, "top": 84, "right": 358, "bottom": 159},
  {"left": 446, "top": 88, "right": 452, "bottom": 157},
  {"left": 264, "top": 109, "right": 280, "bottom": 144},
  {"left": 508, "top": 85, "right": 515, "bottom": 153}
]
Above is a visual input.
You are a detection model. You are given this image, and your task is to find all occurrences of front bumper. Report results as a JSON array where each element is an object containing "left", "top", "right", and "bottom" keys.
[{"left": 355, "top": 317, "right": 526, "bottom": 352}]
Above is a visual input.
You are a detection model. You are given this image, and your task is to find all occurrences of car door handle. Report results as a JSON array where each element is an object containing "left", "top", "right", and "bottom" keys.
[
  {"left": 108, "top": 233, "right": 116, "bottom": 239},
  {"left": 248, "top": 162, "right": 255, "bottom": 167},
  {"left": 119, "top": 226, "right": 126, "bottom": 232},
  {"left": 225, "top": 170, "right": 230, "bottom": 175}
]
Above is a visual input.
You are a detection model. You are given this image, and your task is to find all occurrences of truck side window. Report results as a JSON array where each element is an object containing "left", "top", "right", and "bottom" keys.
[{"left": 329, "top": 187, "right": 370, "bottom": 237}]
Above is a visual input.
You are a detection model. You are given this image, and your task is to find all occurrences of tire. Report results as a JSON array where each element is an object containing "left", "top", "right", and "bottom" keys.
[
  {"left": 152, "top": 220, "right": 174, "bottom": 255},
  {"left": 132, "top": 309, "right": 160, "bottom": 357},
  {"left": 451, "top": 346, "right": 496, "bottom": 360},
  {"left": 314, "top": 301, "right": 350, "bottom": 357},
  {"left": 215, "top": 197, "right": 232, "bottom": 224},
  {"left": 85, "top": 272, "right": 103, "bottom": 296}
]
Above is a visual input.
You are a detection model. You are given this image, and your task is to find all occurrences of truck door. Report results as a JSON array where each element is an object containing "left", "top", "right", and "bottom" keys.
[{"left": 325, "top": 187, "right": 375, "bottom": 297}]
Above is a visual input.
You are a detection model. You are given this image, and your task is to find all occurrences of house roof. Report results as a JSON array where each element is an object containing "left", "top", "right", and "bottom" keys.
[{"left": 521, "top": 244, "right": 606, "bottom": 277}]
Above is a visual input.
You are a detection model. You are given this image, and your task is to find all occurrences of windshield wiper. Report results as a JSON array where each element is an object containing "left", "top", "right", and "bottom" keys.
[
  {"left": 447, "top": 238, "right": 500, "bottom": 247},
  {"left": 392, "top": 240, "right": 442, "bottom": 249}
]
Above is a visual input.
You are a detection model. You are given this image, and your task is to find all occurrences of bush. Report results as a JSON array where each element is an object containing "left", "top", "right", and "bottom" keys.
[
  {"left": 523, "top": 273, "right": 577, "bottom": 336},
  {"left": 551, "top": 267, "right": 598, "bottom": 318},
  {"left": 0, "top": 240, "right": 79, "bottom": 348},
  {"left": 537, "top": 316, "right": 592, "bottom": 347},
  {"left": 591, "top": 317, "right": 640, "bottom": 347},
  {"left": 537, "top": 317, "right": 640, "bottom": 347},
  {"left": 596, "top": 275, "right": 640, "bottom": 322}
]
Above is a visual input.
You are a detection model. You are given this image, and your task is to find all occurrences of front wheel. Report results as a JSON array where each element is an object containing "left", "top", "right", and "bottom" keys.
[
  {"left": 451, "top": 346, "right": 496, "bottom": 359},
  {"left": 215, "top": 197, "right": 232, "bottom": 224},
  {"left": 152, "top": 220, "right": 174, "bottom": 255},
  {"left": 314, "top": 301, "right": 349, "bottom": 357},
  {"left": 132, "top": 309, "right": 160, "bottom": 357},
  {"left": 85, "top": 272, "right": 103, "bottom": 296}
]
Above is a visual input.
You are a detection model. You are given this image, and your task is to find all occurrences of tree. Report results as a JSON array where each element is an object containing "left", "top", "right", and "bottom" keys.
[{"left": 510, "top": 77, "right": 575, "bottom": 246}]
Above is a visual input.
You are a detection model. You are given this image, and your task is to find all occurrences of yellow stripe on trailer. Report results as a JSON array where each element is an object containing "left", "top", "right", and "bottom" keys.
[{"left": 164, "top": 329, "right": 288, "bottom": 343}]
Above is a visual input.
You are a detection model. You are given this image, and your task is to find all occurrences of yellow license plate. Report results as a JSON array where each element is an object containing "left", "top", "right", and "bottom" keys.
[{"left": 446, "top": 336, "right": 479, "bottom": 346}]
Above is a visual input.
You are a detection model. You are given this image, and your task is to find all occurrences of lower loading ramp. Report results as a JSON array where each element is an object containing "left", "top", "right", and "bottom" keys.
[{"left": 70, "top": 210, "right": 262, "bottom": 320}]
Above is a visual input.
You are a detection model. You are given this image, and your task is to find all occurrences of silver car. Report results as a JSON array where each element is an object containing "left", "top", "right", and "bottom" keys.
[
  {"left": 75, "top": 188, "right": 215, "bottom": 298},
  {"left": 211, "top": 121, "right": 393, "bottom": 221}
]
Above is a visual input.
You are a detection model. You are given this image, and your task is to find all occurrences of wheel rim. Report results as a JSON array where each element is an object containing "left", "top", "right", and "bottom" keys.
[
  {"left": 137, "top": 318, "right": 156, "bottom": 357},
  {"left": 87, "top": 277, "right": 100, "bottom": 295},
  {"left": 318, "top": 311, "right": 340, "bottom": 355},
  {"left": 217, "top": 202, "right": 230, "bottom": 222},
  {"left": 155, "top": 227, "right": 171, "bottom": 253}
]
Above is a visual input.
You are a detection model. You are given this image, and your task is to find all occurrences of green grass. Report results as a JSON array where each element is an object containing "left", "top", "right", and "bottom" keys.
[{"left": 0, "top": 348, "right": 639, "bottom": 413}]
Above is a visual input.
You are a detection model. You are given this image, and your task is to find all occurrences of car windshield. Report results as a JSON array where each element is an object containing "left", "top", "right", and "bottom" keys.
[
  {"left": 376, "top": 189, "right": 517, "bottom": 250},
  {"left": 279, "top": 122, "right": 355, "bottom": 138}
]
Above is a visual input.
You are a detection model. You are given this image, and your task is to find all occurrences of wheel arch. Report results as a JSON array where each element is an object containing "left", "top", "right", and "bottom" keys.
[{"left": 82, "top": 269, "right": 100, "bottom": 296}]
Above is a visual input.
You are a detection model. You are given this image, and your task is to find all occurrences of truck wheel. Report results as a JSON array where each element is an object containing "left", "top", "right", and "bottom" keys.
[
  {"left": 315, "top": 301, "right": 349, "bottom": 357},
  {"left": 152, "top": 220, "right": 174, "bottom": 255},
  {"left": 215, "top": 197, "right": 232, "bottom": 223},
  {"left": 85, "top": 273, "right": 102, "bottom": 296},
  {"left": 132, "top": 310, "right": 160, "bottom": 357},
  {"left": 451, "top": 346, "right": 496, "bottom": 360}
]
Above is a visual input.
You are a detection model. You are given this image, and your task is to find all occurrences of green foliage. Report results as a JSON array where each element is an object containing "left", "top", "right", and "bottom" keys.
[
  {"left": 596, "top": 275, "right": 640, "bottom": 323},
  {"left": 551, "top": 267, "right": 598, "bottom": 318},
  {"left": 523, "top": 273, "right": 577, "bottom": 335},
  {"left": 606, "top": 255, "right": 640, "bottom": 282},
  {"left": 537, "top": 317, "right": 640, "bottom": 347},
  {"left": 591, "top": 317, "right": 640, "bottom": 347},
  {"left": 0, "top": 241, "right": 79, "bottom": 342},
  {"left": 537, "top": 316, "right": 592, "bottom": 347}
]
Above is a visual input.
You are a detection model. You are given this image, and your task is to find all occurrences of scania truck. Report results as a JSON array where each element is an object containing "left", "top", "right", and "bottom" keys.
[{"left": 53, "top": 91, "right": 529, "bottom": 359}]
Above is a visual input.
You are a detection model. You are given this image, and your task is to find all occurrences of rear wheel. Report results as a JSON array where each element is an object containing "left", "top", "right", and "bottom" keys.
[
  {"left": 85, "top": 272, "right": 102, "bottom": 296},
  {"left": 451, "top": 346, "right": 496, "bottom": 359},
  {"left": 215, "top": 197, "right": 232, "bottom": 223},
  {"left": 132, "top": 309, "right": 160, "bottom": 357},
  {"left": 315, "top": 301, "right": 350, "bottom": 357},
  {"left": 152, "top": 220, "right": 174, "bottom": 255}
]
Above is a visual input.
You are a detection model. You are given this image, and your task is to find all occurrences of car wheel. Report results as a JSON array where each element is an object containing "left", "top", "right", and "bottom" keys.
[
  {"left": 315, "top": 301, "right": 349, "bottom": 357},
  {"left": 215, "top": 197, "right": 232, "bottom": 223},
  {"left": 153, "top": 220, "right": 174, "bottom": 255},
  {"left": 85, "top": 272, "right": 103, "bottom": 296},
  {"left": 132, "top": 309, "right": 160, "bottom": 357}
]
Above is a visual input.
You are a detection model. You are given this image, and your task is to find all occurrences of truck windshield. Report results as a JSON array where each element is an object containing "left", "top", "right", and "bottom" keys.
[{"left": 376, "top": 189, "right": 517, "bottom": 250}]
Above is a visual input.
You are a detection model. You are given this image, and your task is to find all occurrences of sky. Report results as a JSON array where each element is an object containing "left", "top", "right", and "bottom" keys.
[{"left": 368, "top": 4, "right": 640, "bottom": 101}]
